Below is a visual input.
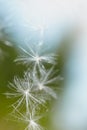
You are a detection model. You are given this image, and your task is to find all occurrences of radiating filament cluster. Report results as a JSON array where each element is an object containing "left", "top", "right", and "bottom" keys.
[{"left": 5, "top": 25, "right": 62, "bottom": 130}]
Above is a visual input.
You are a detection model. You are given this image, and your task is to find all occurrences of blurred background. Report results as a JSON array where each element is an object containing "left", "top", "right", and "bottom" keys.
[{"left": 0, "top": 0, "right": 87, "bottom": 130}]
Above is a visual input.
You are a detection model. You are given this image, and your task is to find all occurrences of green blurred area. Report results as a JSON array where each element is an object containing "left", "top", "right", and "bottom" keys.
[
  {"left": 0, "top": 39, "right": 68, "bottom": 130},
  {"left": 0, "top": 41, "right": 27, "bottom": 130}
]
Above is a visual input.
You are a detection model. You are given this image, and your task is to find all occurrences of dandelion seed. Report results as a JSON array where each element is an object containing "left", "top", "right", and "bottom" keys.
[
  {"left": 32, "top": 67, "right": 59, "bottom": 99},
  {"left": 15, "top": 43, "right": 57, "bottom": 72},
  {"left": 5, "top": 73, "right": 46, "bottom": 112},
  {"left": 12, "top": 106, "right": 44, "bottom": 130}
]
